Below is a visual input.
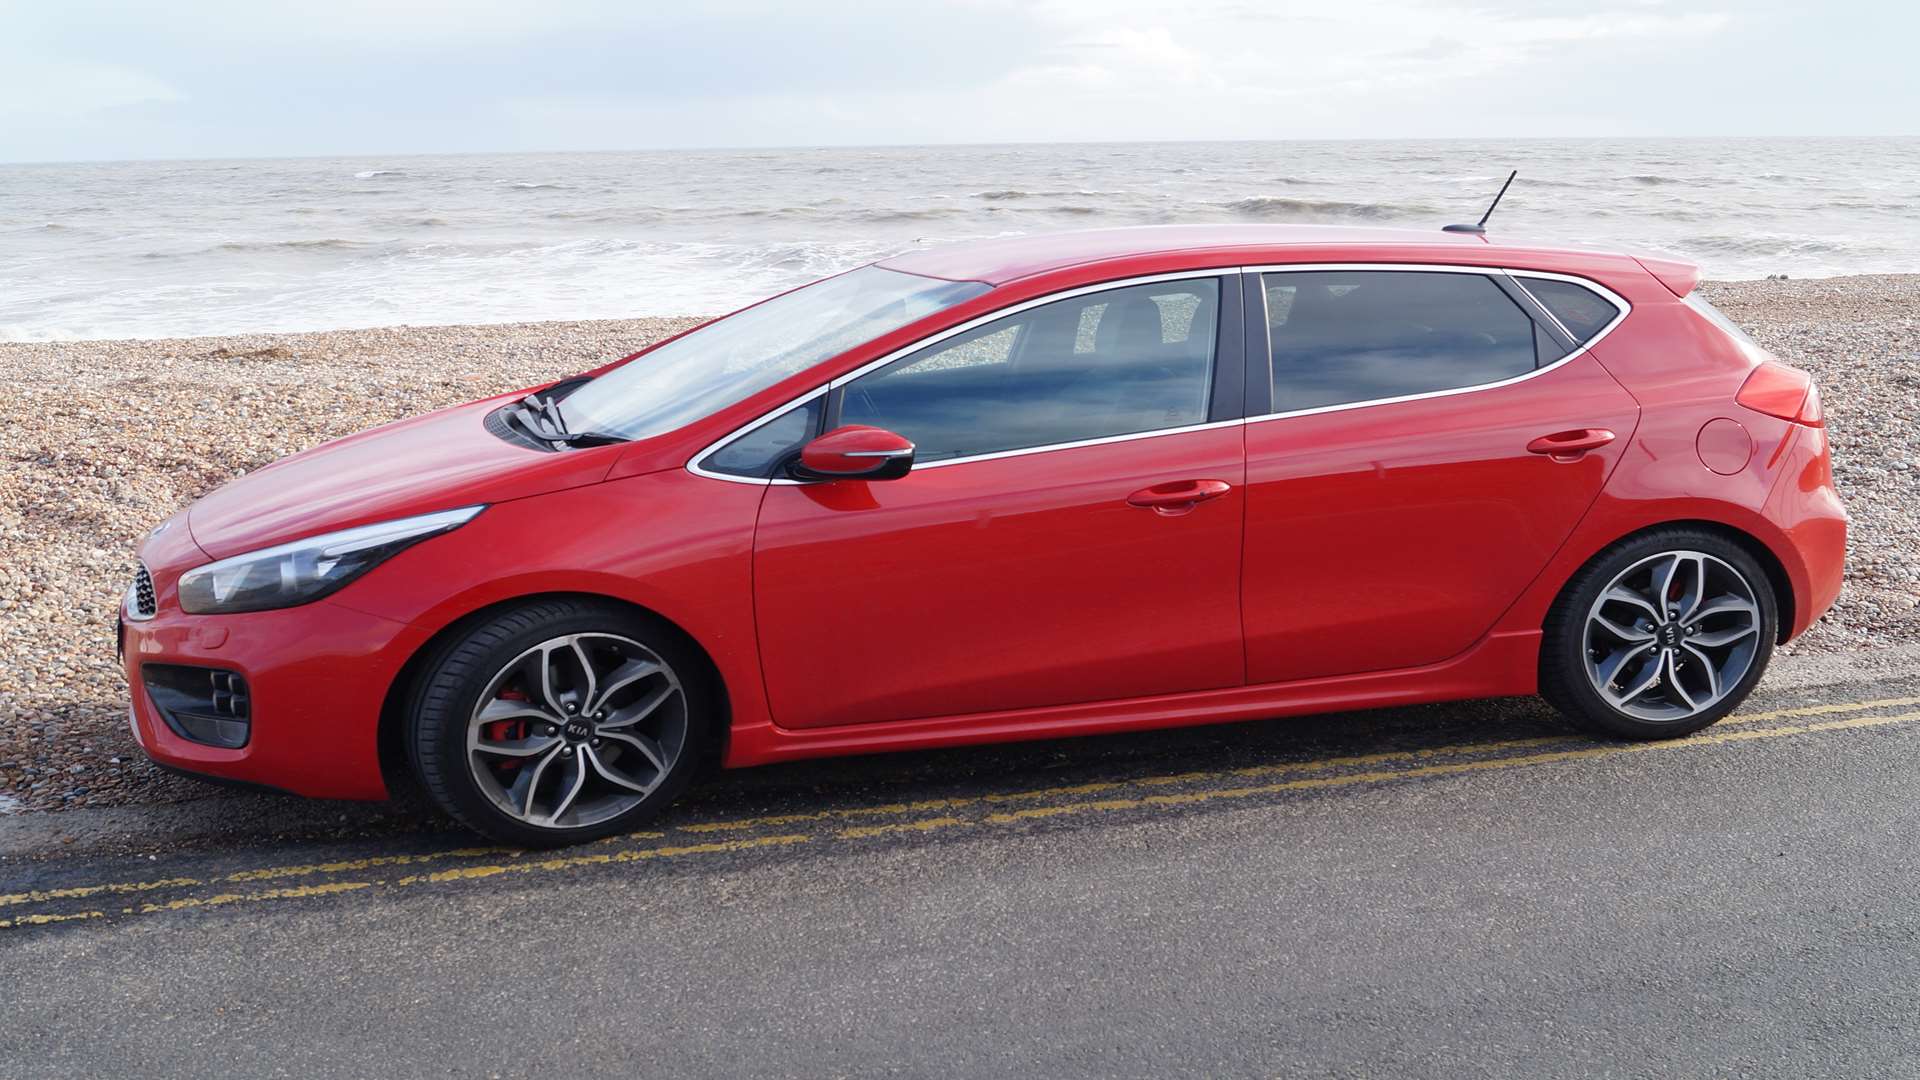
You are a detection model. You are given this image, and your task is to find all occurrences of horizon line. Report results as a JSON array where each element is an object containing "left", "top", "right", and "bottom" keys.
[{"left": 5, "top": 132, "right": 1917, "bottom": 168}]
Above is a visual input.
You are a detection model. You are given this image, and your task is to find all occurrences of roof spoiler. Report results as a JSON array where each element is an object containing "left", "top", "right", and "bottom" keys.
[{"left": 1634, "top": 254, "right": 1701, "bottom": 298}]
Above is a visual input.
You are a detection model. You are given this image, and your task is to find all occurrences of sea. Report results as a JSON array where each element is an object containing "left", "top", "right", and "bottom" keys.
[{"left": 3, "top": 137, "right": 1916, "bottom": 342}]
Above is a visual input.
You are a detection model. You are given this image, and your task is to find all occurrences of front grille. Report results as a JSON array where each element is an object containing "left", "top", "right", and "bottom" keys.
[
  {"left": 128, "top": 563, "right": 157, "bottom": 620},
  {"left": 142, "top": 664, "right": 251, "bottom": 748}
]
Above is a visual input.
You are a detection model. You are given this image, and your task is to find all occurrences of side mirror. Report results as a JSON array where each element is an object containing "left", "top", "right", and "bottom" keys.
[{"left": 789, "top": 425, "right": 915, "bottom": 482}]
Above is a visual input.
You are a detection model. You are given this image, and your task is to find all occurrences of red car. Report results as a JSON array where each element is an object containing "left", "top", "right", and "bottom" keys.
[{"left": 120, "top": 225, "right": 1846, "bottom": 845}]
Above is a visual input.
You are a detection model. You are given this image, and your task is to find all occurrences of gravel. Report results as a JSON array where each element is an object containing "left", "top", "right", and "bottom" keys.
[
  {"left": 1697, "top": 276, "right": 1920, "bottom": 653},
  {"left": 2, "top": 275, "right": 1915, "bottom": 816},
  {"left": 0, "top": 316, "right": 702, "bottom": 815}
]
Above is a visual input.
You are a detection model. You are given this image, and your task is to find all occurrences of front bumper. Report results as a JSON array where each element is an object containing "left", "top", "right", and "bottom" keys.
[{"left": 120, "top": 597, "right": 430, "bottom": 801}]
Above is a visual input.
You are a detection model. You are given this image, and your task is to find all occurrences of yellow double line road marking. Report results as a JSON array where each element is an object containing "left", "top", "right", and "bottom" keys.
[
  {"left": 685, "top": 695, "right": 1919, "bottom": 837},
  {"left": 0, "top": 838, "right": 809, "bottom": 928},
  {"left": 4, "top": 695, "right": 1918, "bottom": 930},
  {"left": 977, "top": 710, "right": 1920, "bottom": 825}
]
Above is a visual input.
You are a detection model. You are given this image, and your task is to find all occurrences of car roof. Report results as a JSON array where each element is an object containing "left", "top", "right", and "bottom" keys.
[{"left": 876, "top": 224, "right": 1632, "bottom": 286}]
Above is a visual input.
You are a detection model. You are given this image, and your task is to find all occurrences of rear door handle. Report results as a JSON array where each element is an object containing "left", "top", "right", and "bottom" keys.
[
  {"left": 1526, "top": 428, "right": 1616, "bottom": 461},
  {"left": 1127, "top": 479, "right": 1232, "bottom": 514}
]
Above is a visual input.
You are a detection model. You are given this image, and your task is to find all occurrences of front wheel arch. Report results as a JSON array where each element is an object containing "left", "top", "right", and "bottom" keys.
[{"left": 376, "top": 591, "right": 730, "bottom": 801}]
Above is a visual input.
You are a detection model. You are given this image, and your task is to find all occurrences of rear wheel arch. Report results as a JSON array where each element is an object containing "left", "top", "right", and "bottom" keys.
[
  {"left": 376, "top": 591, "right": 731, "bottom": 799},
  {"left": 1547, "top": 519, "right": 1796, "bottom": 645}
]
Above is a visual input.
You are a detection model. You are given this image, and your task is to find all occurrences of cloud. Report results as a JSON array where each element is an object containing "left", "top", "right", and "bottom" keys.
[
  {"left": 0, "top": 59, "right": 184, "bottom": 118},
  {"left": 0, "top": 0, "right": 1908, "bottom": 161}
]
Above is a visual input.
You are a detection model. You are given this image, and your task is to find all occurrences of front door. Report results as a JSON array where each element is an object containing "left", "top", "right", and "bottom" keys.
[
  {"left": 752, "top": 273, "right": 1248, "bottom": 729},
  {"left": 1240, "top": 267, "right": 1641, "bottom": 684}
]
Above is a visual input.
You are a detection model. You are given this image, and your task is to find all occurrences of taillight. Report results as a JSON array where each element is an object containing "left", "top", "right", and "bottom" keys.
[{"left": 1736, "top": 362, "right": 1823, "bottom": 427}]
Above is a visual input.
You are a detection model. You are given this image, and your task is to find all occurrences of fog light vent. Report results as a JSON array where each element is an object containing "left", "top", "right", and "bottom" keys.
[
  {"left": 142, "top": 664, "right": 251, "bottom": 749},
  {"left": 127, "top": 563, "right": 158, "bottom": 620}
]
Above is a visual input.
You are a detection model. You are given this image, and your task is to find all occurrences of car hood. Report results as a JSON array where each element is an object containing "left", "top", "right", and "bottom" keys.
[{"left": 187, "top": 397, "right": 615, "bottom": 559}]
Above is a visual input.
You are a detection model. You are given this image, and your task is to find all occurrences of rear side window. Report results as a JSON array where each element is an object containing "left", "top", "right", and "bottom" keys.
[
  {"left": 1262, "top": 270, "right": 1538, "bottom": 412},
  {"left": 838, "top": 278, "right": 1220, "bottom": 462},
  {"left": 1514, "top": 276, "right": 1621, "bottom": 344}
]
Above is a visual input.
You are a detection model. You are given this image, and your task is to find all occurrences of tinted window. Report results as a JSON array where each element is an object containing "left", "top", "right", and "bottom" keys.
[
  {"left": 700, "top": 397, "right": 822, "bottom": 478},
  {"left": 1263, "top": 271, "right": 1537, "bottom": 411},
  {"left": 840, "top": 279, "right": 1220, "bottom": 462},
  {"left": 1516, "top": 276, "right": 1620, "bottom": 343}
]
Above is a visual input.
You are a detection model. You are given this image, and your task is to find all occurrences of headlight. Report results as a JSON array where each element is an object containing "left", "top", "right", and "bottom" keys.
[{"left": 178, "top": 506, "right": 484, "bottom": 614}]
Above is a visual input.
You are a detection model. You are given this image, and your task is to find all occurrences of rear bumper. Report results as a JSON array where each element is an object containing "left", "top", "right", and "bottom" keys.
[
  {"left": 1765, "top": 423, "right": 1847, "bottom": 639},
  {"left": 121, "top": 598, "right": 430, "bottom": 801}
]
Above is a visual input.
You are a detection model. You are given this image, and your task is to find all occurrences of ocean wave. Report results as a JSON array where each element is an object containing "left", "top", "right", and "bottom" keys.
[
  {"left": 1224, "top": 196, "right": 1431, "bottom": 220},
  {"left": 1618, "top": 174, "right": 1690, "bottom": 186},
  {"left": 207, "top": 238, "right": 379, "bottom": 254},
  {"left": 542, "top": 208, "right": 669, "bottom": 224},
  {"left": 354, "top": 170, "right": 404, "bottom": 179},
  {"left": 973, "top": 189, "right": 1129, "bottom": 200},
  {"left": 857, "top": 207, "right": 970, "bottom": 222},
  {"left": 497, "top": 180, "right": 566, "bottom": 190},
  {"left": 1823, "top": 198, "right": 1918, "bottom": 213},
  {"left": 1680, "top": 234, "right": 1859, "bottom": 257}
]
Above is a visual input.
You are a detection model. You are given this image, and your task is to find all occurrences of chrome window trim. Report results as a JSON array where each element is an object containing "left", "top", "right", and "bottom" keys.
[
  {"left": 688, "top": 269, "right": 1232, "bottom": 486},
  {"left": 1242, "top": 263, "right": 1630, "bottom": 427},
  {"left": 686, "top": 262, "right": 1632, "bottom": 485},
  {"left": 910, "top": 417, "right": 1245, "bottom": 472}
]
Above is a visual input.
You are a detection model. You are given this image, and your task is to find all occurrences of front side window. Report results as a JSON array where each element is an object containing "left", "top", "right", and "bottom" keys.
[
  {"left": 1263, "top": 270, "right": 1538, "bottom": 412},
  {"left": 560, "top": 266, "right": 989, "bottom": 441},
  {"left": 838, "top": 277, "right": 1221, "bottom": 463},
  {"left": 699, "top": 396, "right": 823, "bottom": 479}
]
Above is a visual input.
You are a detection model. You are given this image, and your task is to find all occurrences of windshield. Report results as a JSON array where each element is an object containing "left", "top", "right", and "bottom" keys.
[{"left": 560, "top": 266, "right": 989, "bottom": 440}]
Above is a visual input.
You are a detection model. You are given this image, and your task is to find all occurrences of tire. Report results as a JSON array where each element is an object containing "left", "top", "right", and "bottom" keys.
[
  {"left": 1540, "top": 528, "right": 1778, "bottom": 740},
  {"left": 407, "top": 598, "right": 713, "bottom": 847}
]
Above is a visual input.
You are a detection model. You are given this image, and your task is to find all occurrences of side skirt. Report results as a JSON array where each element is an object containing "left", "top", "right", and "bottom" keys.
[{"left": 720, "top": 630, "right": 1542, "bottom": 768}]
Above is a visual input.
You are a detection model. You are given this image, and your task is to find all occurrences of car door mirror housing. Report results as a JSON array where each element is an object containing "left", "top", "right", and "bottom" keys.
[{"left": 790, "top": 425, "right": 916, "bottom": 482}]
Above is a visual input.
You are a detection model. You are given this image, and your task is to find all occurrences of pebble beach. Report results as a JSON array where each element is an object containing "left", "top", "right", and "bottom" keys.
[{"left": 3, "top": 275, "right": 1916, "bottom": 815}]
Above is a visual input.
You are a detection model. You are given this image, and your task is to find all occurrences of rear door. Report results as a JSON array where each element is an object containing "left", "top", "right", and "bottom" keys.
[
  {"left": 743, "top": 273, "right": 1250, "bottom": 730},
  {"left": 1240, "top": 267, "right": 1640, "bottom": 684}
]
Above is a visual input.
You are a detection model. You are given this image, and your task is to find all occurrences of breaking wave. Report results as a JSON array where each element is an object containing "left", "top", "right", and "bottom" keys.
[{"left": 1224, "top": 196, "right": 1431, "bottom": 220}]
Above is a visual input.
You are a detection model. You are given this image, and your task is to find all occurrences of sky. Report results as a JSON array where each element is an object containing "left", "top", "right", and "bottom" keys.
[{"left": 1, "top": 0, "right": 1914, "bottom": 163}]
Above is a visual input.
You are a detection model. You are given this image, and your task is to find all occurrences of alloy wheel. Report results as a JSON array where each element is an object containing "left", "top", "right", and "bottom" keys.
[
  {"left": 465, "top": 632, "right": 687, "bottom": 829},
  {"left": 1581, "top": 550, "right": 1762, "bottom": 722}
]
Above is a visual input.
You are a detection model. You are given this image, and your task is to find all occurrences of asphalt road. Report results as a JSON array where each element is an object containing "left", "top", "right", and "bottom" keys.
[{"left": 5, "top": 661, "right": 1920, "bottom": 1079}]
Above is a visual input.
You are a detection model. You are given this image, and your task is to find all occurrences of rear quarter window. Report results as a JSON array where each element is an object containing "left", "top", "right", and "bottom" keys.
[{"left": 1514, "top": 276, "right": 1622, "bottom": 344}]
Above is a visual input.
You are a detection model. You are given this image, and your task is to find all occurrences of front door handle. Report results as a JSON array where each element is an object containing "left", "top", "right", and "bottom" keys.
[
  {"left": 1526, "top": 428, "right": 1616, "bottom": 461},
  {"left": 1127, "top": 479, "right": 1232, "bottom": 515}
]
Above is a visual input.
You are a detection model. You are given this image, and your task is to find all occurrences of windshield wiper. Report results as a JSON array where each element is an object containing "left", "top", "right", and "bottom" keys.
[{"left": 512, "top": 392, "right": 630, "bottom": 449}]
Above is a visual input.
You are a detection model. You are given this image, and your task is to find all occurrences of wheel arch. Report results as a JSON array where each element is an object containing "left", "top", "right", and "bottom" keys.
[
  {"left": 1544, "top": 519, "right": 1796, "bottom": 644},
  {"left": 376, "top": 590, "right": 733, "bottom": 798}
]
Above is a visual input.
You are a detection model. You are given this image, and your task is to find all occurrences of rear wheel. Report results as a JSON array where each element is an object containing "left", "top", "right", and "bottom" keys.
[
  {"left": 408, "top": 598, "right": 712, "bottom": 846},
  {"left": 1540, "top": 529, "right": 1776, "bottom": 739}
]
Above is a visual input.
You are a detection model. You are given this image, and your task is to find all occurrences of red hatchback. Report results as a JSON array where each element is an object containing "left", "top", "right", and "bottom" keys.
[{"left": 120, "top": 225, "right": 1846, "bottom": 845}]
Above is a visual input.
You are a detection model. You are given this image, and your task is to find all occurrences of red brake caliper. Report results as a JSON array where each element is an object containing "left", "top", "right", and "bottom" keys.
[{"left": 483, "top": 689, "right": 532, "bottom": 773}]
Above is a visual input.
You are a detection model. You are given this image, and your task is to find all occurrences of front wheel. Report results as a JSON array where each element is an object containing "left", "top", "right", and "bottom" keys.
[
  {"left": 408, "top": 599, "right": 712, "bottom": 846},
  {"left": 1540, "top": 529, "right": 1777, "bottom": 739}
]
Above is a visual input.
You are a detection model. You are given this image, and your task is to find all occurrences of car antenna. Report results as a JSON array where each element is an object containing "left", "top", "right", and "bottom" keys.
[{"left": 1443, "top": 170, "right": 1517, "bottom": 235}]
